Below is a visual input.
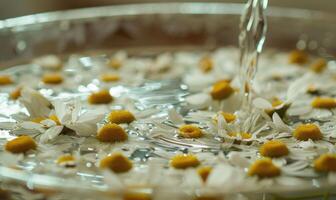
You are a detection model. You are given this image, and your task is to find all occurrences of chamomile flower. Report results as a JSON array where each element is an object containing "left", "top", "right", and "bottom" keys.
[{"left": 148, "top": 109, "right": 220, "bottom": 150}]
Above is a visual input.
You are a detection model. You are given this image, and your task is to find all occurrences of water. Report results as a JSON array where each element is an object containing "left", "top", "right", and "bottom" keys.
[{"left": 239, "top": 0, "right": 268, "bottom": 111}]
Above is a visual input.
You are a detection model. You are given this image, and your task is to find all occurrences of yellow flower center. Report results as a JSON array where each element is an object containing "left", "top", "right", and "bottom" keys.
[
  {"left": 288, "top": 50, "right": 308, "bottom": 65},
  {"left": 5, "top": 136, "right": 37, "bottom": 154},
  {"left": 31, "top": 115, "right": 60, "bottom": 125},
  {"left": 178, "top": 124, "right": 203, "bottom": 138},
  {"left": 199, "top": 56, "right": 213, "bottom": 73},
  {"left": 57, "top": 155, "right": 75, "bottom": 166},
  {"left": 293, "top": 124, "right": 322, "bottom": 141},
  {"left": 97, "top": 123, "right": 128, "bottom": 143},
  {"left": 311, "top": 58, "right": 327, "bottom": 73},
  {"left": 197, "top": 166, "right": 212, "bottom": 182},
  {"left": 101, "top": 74, "right": 120, "bottom": 82},
  {"left": 108, "top": 58, "right": 122, "bottom": 69},
  {"left": 49, "top": 114, "right": 61, "bottom": 125},
  {"left": 31, "top": 117, "right": 46, "bottom": 123},
  {"left": 248, "top": 158, "right": 281, "bottom": 178},
  {"left": 311, "top": 97, "right": 336, "bottom": 109},
  {"left": 42, "top": 73, "right": 63, "bottom": 84},
  {"left": 0, "top": 75, "right": 13, "bottom": 85},
  {"left": 260, "top": 140, "right": 289, "bottom": 158},
  {"left": 307, "top": 85, "right": 318, "bottom": 95},
  {"left": 271, "top": 98, "right": 283, "bottom": 107},
  {"left": 314, "top": 154, "right": 336, "bottom": 173},
  {"left": 216, "top": 112, "right": 236, "bottom": 123},
  {"left": 10, "top": 87, "right": 22, "bottom": 100},
  {"left": 210, "top": 80, "right": 234, "bottom": 100},
  {"left": 171, "top": 154, "right": 200, "bottom": 169},
  {"left": 108, "top": 110, "right": 136, "bottom": 124},
  {"left": 88, "top": 89, "right": 113, "bottom": 104},
  {"left": 123, "top": 192, "right": 152, "bottom": 200},
  {"left": 100, "top": 153, "right": 132, "bottom": 173},
  {"left": 265, "top": 98, "right": 283, "bottom": 114},
  {"left": 228, "top": 132, "right": 252, "bottom": 140}
]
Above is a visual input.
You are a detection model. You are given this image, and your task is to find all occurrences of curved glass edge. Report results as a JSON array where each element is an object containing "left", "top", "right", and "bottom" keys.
[{"left": 0, "top": 2, "right": 335, "bottom": 30}]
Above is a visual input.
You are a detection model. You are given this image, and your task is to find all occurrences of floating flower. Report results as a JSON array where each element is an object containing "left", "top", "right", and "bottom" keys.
[
  {"left": 100, "top": 152, "right": 133, "bottom": 173},
  {"left": 248, "top": 158, "right": 281, "bottom": 178},
  {"left": 96, "top": 123, "right": 128, "bottom": 143},
  {"left": 5, "top": 135, "right": 37, "bottom": 154},
  {"left": 88, "top": 89, "right": 114, "bottom": 104},
  {"left": 171, "top": 154, "right": 200, "bottom": 169},
  {"left": 107, "top": 110, "right": 135, "bottom": 124}
]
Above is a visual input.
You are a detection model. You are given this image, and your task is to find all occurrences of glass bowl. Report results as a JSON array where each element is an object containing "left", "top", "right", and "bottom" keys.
[{"left": 0, "top": 3, "right": 335, "bottom": 200}]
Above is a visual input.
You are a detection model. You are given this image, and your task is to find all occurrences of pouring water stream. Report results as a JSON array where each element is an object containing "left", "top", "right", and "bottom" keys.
[{"left": 239, "top": 0, "right": 268, "bottom": 112}]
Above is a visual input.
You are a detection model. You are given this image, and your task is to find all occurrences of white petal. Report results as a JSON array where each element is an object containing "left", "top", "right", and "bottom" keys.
[
  {"left": 33, "top": 55, "right": 62, "bottom": 70},
  {"left": 185, "top": 93, "right": 211, "bottom": 109},
  {"left": 227, "top": 152, "right": 250, "bottom": 168},
  {"left": 183, "top": 169, "right": 203, "bottom": 188},
  {"left": 253, "top": 98, "right": 272, "bottom": 109},
  {"left": 53, "top": 99, "right": 68, "bottom": 123},
  {"left": 272, "top": 112, "right": 292, "bottom": 133},
  {"left": 40, "top": 119, "right": 57, "bottom": 127},
  {"left": 20, "top": 87, "right": 51, "bottom": 118},
  {"left": 66, "top": 122, "right": 96, "bottom": 137},
  {"left": 307, "top": 109, "right": 332, "bottom": 119},
  {"left": 21, "top": 121, "right": 44, "bottom": 131},
  {"left": 287, "top": 105, "right": 312, "bottom": 116},
  {"left": 103, "top": 170, "right": 124, "bottom": 190},
  {"left": 287, "top": 74, "right": 312, "bottom": 102},
  {"left": 0, "top": 152, "right": 23, "bottom": 166},
  {"left": 40, "top": 126, "right": 63, "bottom": 143},
  {"left": 77, "top": 109, "right": 105, "bottom": 124},
  {"left": 168, "top": 109, "right": 184, "bottom": 125},
  {"left": 207, "top": 164, "right": 242, "bottom": 189},
  {"left": 0, "top": 122, "right": 16, "bottom": 129}
]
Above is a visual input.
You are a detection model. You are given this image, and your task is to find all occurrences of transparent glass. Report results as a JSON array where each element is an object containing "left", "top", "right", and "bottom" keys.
[{"left": 0, "top": 2, "right": 335, "bottom": 200}]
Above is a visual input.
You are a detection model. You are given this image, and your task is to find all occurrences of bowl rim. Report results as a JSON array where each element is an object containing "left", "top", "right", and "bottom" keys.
[
  {"left": 0, "top": 2, "right": 335, "bottom": 30},
  {"left": 0, "top": 2, "right": 335, "bottom": 198}
]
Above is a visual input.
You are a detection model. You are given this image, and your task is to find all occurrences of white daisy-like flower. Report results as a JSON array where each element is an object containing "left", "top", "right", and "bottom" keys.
[
  {"left": 185, "top": 86, "right": 241, "bottom": 113},
  {"left": 5, "top": 88, "right": 106, "bottom": 143},
  {"left": 215, "top": 109, "right": 271, "bottom": 145},
  {"left": 148, "top": 108, "right": 220, "bottom": 150},
  {"left": 50, "top": 98, "right": 106, "bottom": 137},
  {"left": 33, "top": 54, "right": 63, "bottom": 70}
]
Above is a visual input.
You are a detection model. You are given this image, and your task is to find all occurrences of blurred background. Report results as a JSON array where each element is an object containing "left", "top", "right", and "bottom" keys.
[{"left": 0, "top": 0, "right": 335, "bottom": 20}]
